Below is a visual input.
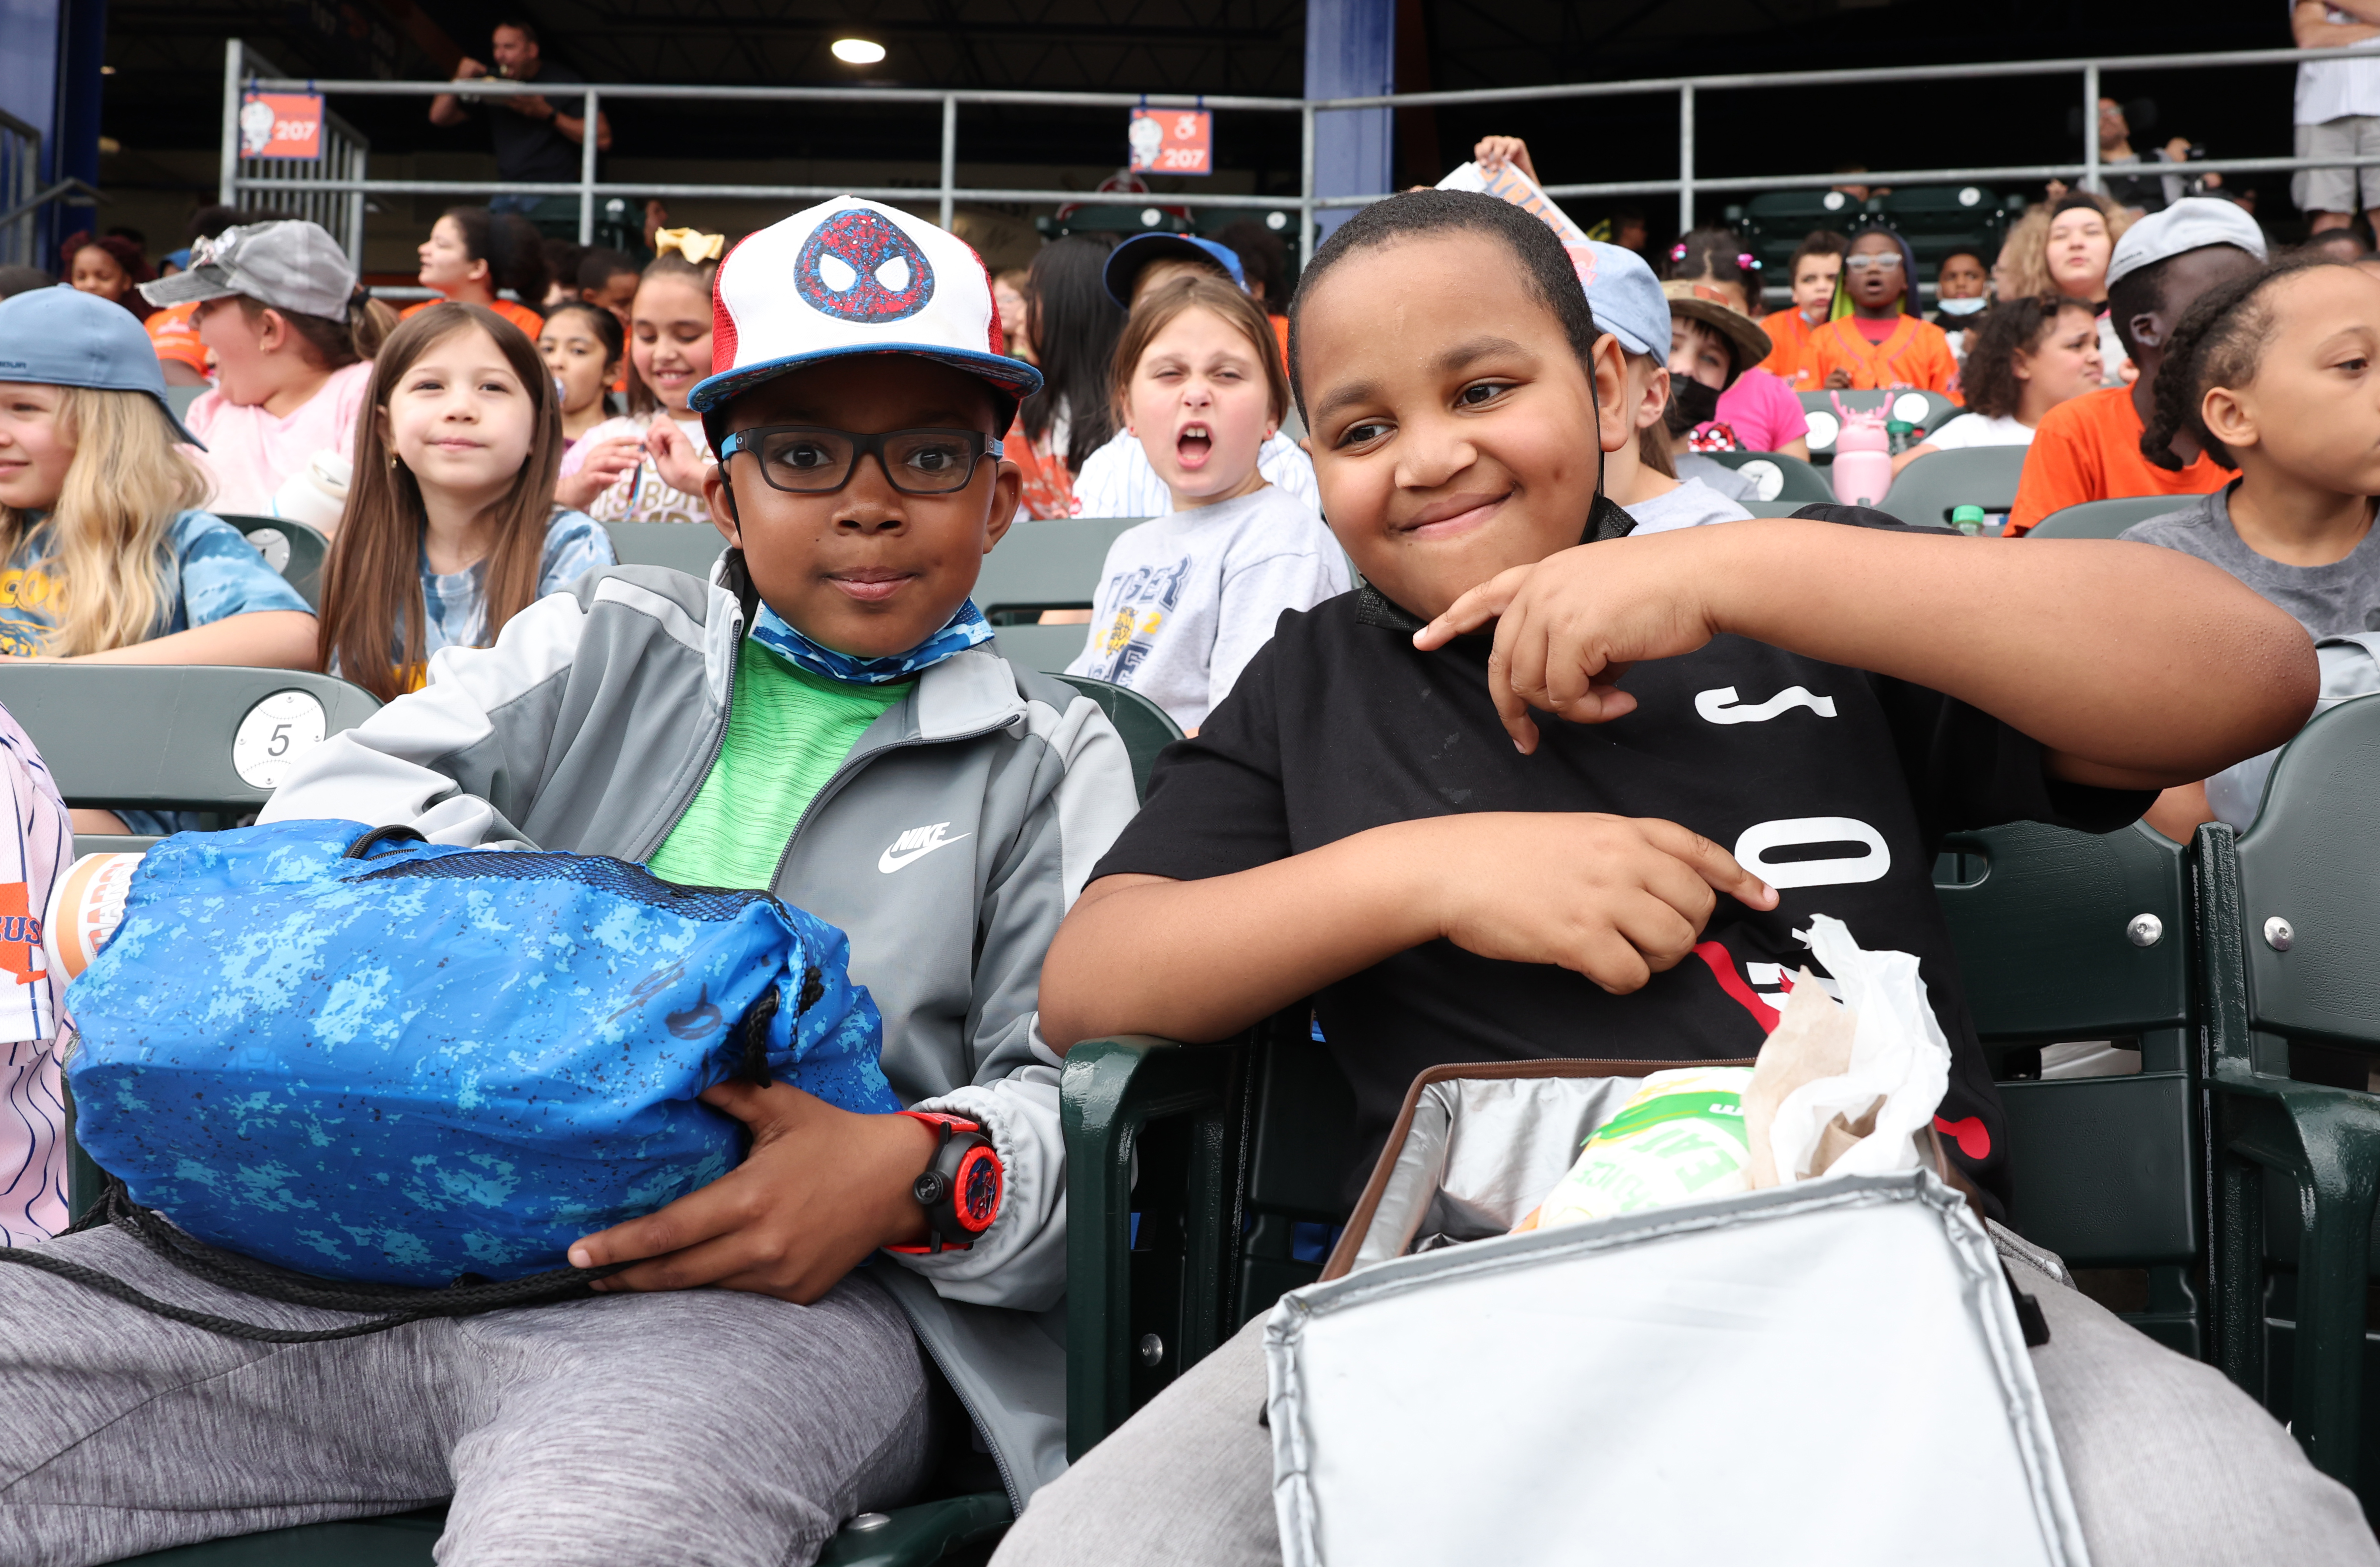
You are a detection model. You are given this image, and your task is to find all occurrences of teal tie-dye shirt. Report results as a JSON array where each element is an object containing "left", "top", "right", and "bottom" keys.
[{"left": 0, "top": 510, "right": 309, "bottom": 659}]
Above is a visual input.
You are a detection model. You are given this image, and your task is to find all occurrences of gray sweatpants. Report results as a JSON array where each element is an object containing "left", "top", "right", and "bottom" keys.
[
  {"left": 0, "top": 1225, "right": 934, "bottom": 1567},
  {"left": 993, "top": 1246, "right": 2380, "bottom": 1567}
]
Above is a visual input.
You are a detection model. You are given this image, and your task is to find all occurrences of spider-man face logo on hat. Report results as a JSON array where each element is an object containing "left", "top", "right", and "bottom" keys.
[{"left": 795, "top": 209, "right": 936, "bottom": 324}]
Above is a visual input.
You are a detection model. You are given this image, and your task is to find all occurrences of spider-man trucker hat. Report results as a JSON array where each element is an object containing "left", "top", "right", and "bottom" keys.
[{"left": 689, "top": 196, "right": 1043, "bottom": 420}]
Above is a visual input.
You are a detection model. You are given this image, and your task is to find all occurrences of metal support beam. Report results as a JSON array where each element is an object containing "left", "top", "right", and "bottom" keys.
[
  {"left": 940, "top": 95, "right": 957, "bottom": 231},
  {"left": 217, "top": 37, "right": 239, "bottom": 207},
  {"left": 579, "top": 89, "right": 600, "bottom": 246},
  {"left": 1678, "top": 83, "right": 1695, "bottom": 233},
  {"left": 2082, "top": 63, "right": 2101, "bottom": 195}
]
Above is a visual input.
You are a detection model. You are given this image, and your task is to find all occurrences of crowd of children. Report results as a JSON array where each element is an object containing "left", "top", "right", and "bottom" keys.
[{"left": 2, "top": 126, "right": 2380, "bottom": 1567}]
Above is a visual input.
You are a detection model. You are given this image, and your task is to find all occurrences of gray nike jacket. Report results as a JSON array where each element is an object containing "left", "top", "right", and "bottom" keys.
[{"left": 260, "top": 563, "right": 1142, "bottom": 1510}]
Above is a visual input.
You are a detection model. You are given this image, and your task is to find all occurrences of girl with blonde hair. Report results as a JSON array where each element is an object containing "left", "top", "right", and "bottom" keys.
[{"left": 0, "top": 288, "right": 317, "bottom": 831}]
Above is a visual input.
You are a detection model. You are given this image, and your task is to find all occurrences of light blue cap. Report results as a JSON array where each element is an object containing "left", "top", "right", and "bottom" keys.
[
  {"left": 0, "top": 286, "right": 204, "bottom": 447},
  {"left": 1576, "top": 239, "right": 1669, "bottom": 357}
]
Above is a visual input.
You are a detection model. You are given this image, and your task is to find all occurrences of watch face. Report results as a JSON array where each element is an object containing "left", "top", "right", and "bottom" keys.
[{"left": 955, "top": 1144, "right": 1002, "bottom": 1233}]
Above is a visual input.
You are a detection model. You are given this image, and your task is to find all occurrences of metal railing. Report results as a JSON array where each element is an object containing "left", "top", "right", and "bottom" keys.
[
  {"left": 0, "top": 107, "right": 101, "bottom": 271},
  {"left": 220, "top": 44, "right": 371, "bottom": 263},
  {"left": 217, "top": 37, "right": 2380, "bottom": 271}
]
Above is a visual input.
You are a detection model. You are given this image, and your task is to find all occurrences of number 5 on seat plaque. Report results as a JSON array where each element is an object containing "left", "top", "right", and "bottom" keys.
[{"left": 1128, "top": 108, "right": 1212, "bottom": 176}]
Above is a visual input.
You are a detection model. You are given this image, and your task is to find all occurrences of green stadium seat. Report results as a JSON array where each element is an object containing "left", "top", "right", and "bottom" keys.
[
  {"left": 1873, "top": 185, "right": 2016, "bottom": 272},
  {"left": 603, "top": 522, "right": 726, "bottom": 579},
  {"left": 219, "top": 515, "right": 329, "bottom": 611},
  {"left": 1799, "top": 389, "right": 1962, "bottom": 461},
  {"left": 1053, "top": 673, "right": 1183, "bottom": 799},
  {"left": 1878, "top": 446, "right": 2027, "bottom": 531},
  {"left": 2198, "top": 694, "right": 2380, "bottom": 1504},
  {"left": 165, "top": 384, "right": 206, "bottom": 421},
  {"left": 978, "top": 518, "right": 1143, "bottom": 674},
  {"left": 1934, "top": 821, "right": 2205, "bottom": 1356},
  {"left": 1035, "top": 204, "right": 1192, "bottom": 240},
  {"left": 1695, "top": 449, "right": 1832, "bottom": 504},
  {"left": 2026, "top": 496, "right": 2192, "bottom": 540},
  {"left": 1733, "top": 188, "right": 1874, "bottom": 277},
  {"left": 0, "top": 664, "right": 382, "bottom": 858}
]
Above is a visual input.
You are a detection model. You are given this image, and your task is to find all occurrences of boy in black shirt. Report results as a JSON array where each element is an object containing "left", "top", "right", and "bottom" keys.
[{"left": 993, "top": 192, "right": 2373, "bottom": 1566}]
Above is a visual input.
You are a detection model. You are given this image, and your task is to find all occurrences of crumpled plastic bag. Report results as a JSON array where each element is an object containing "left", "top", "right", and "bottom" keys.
[
  {"left": 1517, "top": 916, "right": 1952, "bottom": 1232},
  {"left": 1745, "top": 914, "right": 1951, "bottom": 1187}
]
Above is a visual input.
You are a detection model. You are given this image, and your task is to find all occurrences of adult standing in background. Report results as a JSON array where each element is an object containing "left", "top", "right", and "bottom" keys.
[
  {"left": 2293, "top": 1, "right": 2380, "bottom": 244},
  {"left": 428, "top": 19, "right": 612, "bottom": 215}
]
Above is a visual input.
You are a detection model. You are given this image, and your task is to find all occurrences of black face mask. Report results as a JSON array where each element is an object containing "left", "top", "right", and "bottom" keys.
[{"left": 1664, "top": 376, "right": 1722, "bottom": 436}]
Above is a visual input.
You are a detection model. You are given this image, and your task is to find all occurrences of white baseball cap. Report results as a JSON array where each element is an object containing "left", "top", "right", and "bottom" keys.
[
  {"left": 2105, "top": 197, "right": 2269, "bottom": 289},
  {"left": 689, "top": 197, "right": 1043, "bottom": 419}
]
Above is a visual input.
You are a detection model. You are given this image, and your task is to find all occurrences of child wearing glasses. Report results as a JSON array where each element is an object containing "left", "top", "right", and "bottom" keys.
[
  {"left": 1065, "top": 274, "right": 1347, "bottom": 733},
  {"left": 1, "top": 199, "right": 1139, "bottom": 1566},
  {"left": 1807, "top": 226, "right": 1964, "bottom": 400}
]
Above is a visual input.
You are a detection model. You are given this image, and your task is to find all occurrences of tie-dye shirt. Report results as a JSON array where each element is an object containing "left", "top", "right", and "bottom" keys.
[
  {"left": 0, "top": 704, "right": 72, "bottom": 1243},
  {"left": 0, "top": 511, "right": 311, "bottom": 659},
  {"left": 415, "top": 508, "right": 616, "bottom": 663}
]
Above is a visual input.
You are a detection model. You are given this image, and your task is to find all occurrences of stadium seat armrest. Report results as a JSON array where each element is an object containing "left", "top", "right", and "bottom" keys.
[{"left": 1061, "top": 1035, "right": 1243, "bottom": 1459}]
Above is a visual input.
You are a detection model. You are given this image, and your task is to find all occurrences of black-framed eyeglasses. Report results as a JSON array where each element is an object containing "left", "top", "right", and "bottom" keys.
[{"left": 717, "top": 425, "right": 1004, "bottom": 496}]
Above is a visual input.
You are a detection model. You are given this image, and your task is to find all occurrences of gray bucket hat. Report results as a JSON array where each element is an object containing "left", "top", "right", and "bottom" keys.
[
  {"left": 138, "top": 220, "right": 358, "bottom": 323},
  {"left": 0, "top": 286, "right": 205, "bottom": 447}
]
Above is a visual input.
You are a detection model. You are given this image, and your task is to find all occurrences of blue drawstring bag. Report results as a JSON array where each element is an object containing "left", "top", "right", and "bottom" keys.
[{"left": 64, "top": 819, "right": 900, "bottom": 1286}]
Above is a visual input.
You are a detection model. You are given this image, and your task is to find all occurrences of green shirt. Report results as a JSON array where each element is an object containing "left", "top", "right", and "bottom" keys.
[{"left": 646, "top": 637, "right": 910, "bottom": 891}]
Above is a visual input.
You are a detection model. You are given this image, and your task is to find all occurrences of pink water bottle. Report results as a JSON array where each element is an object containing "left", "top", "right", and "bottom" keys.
[{"left": 1829, "top": 395, "right": 1894, "bottom": 509}]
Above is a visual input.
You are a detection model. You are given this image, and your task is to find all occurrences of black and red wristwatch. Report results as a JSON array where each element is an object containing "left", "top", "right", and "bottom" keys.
[{"left": 886, "top": 1111, "right": 1003, "bottom": 1254}]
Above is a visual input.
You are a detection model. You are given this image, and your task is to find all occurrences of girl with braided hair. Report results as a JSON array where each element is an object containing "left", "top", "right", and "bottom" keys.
[
  {"left": 2124, "top": 253, "right": 2380, "bottom": 637},
  {"left": 2119, "top": 253, "right": 2380, "bottom": 839}
]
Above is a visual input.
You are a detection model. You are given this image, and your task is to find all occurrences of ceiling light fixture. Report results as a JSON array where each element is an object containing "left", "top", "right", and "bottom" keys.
[{"left": 831, "top": 38, "right": 887, "bottom": 64}]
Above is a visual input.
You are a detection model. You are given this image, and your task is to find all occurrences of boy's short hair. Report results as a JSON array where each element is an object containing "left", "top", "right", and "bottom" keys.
[
  {"left": 1111, "top": 273, "right": 1291, "bottom": 426},
  {"left": 576, "top": 247, "right": 637, "bottom": 292},
  {"left": 1788, "top": 230, "right": 1849, "bottom": 278},
  {"left": 1286, "top": 189, "right": 1599, "bottom": 419}
]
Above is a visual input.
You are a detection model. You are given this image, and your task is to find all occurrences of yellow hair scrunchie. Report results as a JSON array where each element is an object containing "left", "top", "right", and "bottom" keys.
[{"left": 653, "top": 227, "right": 726, "bottom": 264}]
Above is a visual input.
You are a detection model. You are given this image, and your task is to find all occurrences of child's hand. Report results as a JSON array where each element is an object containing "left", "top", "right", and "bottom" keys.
[
  {"left": 1425, "top": 813, "right": 1775, "bottom": 993},
  {"left": 555, "top": 434, "right": 640, "bottom": 509},
  {"left": 1824, "top": 367, "right": 1853, "bottom": 389},
  {"left": 1472, "top": 135, "right": 1537, "bottom": 181},
  {"left": 568, "top": 1083, "right": 939, "bottom": 1304},
  {"left": 1413, "top": 538, "right": 1721, "bottom": 752},
  {"left": 645, "top": 419, "right": 713, "bottom": 497}
]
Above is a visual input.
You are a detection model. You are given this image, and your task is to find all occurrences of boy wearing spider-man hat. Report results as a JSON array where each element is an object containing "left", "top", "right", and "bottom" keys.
[{"left": 0, "top": 198, "right": 1137, "bottom": 1566}]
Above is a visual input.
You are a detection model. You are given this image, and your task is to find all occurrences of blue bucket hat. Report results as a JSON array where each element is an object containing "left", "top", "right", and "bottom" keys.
[
  {"left": 0, "top": 287, "right": 205, "bottom": 447},
  {"left": 1102, "top": 232, "right": 1247, "bottom": 309}
]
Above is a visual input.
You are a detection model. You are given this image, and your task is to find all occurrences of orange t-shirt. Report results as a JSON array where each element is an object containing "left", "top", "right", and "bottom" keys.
[
  {"left": 401, "top": 297, "right": 545, "bottom": 341},
  {"left": 1806, "top": 314, "right": 1962, "bottom": 402},
  {"left": 1757, "top": 308, "right": 1824, "bottom": 392},
  {"left": 146, "top": 300, "right": 206, "bottom": 376},
  {"left": 2005, "top": 385, "right": 2232, "bottom": 536},
  {"left": 1269, "top": 314, "right": 1292, "bottom": 378}
]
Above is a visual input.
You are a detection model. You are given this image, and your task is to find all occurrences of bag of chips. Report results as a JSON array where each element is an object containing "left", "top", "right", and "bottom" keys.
[{"left": 1514, "top": 1066, "right": 1756, "bottom": 1230}]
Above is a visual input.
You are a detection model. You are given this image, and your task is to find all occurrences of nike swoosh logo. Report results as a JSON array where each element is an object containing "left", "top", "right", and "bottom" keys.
[{"left": 879, "top": 832, "right": 970, "bottom": 873}]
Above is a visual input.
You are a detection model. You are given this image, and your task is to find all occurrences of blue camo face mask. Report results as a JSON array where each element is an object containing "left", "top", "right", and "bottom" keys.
[{"left": 748, "top": 597, "right": 993, "bottom": 685}]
